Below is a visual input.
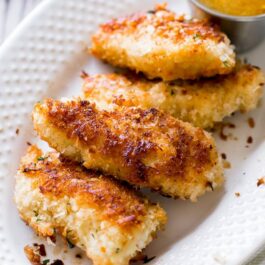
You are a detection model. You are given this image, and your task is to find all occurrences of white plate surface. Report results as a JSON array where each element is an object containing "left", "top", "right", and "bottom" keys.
[{"left": 0, "top": 0, "right": 265, "bottom": 264}]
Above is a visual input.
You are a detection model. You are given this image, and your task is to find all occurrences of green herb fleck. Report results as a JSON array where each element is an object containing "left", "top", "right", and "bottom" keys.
[
  {"left": 193, "top": 33, "right": 201, "bottom": 40},
  {"left": 91, "top": 233, "right": 95, "bottom": 239},
  {"left": 223, "top": 60, "right": 229, "bottom": 67},
  {"left": 33, "top": 210, "right": 39, "bottom": 217},
  {"left": 37, "top": 156, "right": 47, "bottom": 161},
  {"left": 66, "top": 231, "right": 75, "bottom": 248},
  {"left": 115, "top": 248, "right": 120, "bottom": 254},
  {"left": 42, "top": 259, "right": 50, "bottom": 265},
  {"left": 36, "top": 217, "right": 42, "bottom": 222},
  {"left": 66, "top": 237, "right": 75, "bottom": 249}
]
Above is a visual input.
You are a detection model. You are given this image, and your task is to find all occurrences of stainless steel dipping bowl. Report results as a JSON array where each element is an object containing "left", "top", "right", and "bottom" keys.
[{"left": 189, "top": 0, "right": 265, "bottom": 53}]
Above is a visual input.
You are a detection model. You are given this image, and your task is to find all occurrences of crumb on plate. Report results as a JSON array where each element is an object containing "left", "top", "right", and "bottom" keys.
[
  {"left": 257, "top": 177, "right": 265, "bottom": 187},
  {"left": 221, "top": 153, "right": 227, "bottom": 160},
  {"left": 248, "top": 117, "right": 255, "bottom": 128},
  {"left": 247, "top": 136, "right": 253, "bottom": 144}
]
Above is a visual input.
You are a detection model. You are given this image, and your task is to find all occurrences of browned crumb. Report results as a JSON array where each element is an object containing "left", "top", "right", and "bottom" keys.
[
  {"left": 38, "top": 244, "right": 46, "bottom": 257},
  {"left": 75, "top": 253, "right": 82, "bottom": 259},
  {"left": 223, "top": 160, "right": 231, "bottom": 169},
  {"left": 247, "top": 136, "right": 253, "bottom": 144},
  {"left": 248, "top": 117, "right": 255, "bottom": 128},
  {"left": 221, "top": 153, "right": 227, "bottom": 160},
  {"left": 27, "top": 141, "right": 32, "bottom": 146},
  {"left": 24, "top": 245, "right": 41, "bottom": 265},
  {"left": 80, "top": 70, "right": 89, "bottom": 79},
  {"left": 216, "top": 122, "right": 235, "bottom": 141},
  {"left": 42, "top": 259, "right": 50, "bottom": 265},
  {"left": 49, "top": 234, "right": 56, "bottom": 244},
  {"left": 16, "top": 128, "right": 19, "bottom": 135},
  {"left": 235, "top": 192, "right": 240, "bottom": 197},
  {"left": 257, "top": 98, "right": 263, "bottom": 108},
  {"left": 257, "top": 177, "right": 265, "bottom": 187}
]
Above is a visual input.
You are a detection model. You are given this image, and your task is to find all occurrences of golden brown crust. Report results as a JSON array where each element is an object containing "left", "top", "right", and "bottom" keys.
[
  {"left": 100, "top": 6, "right": 224, "bottom": 43},
  {"left": 90, "top": 4, "right": 235, "bottom": 80},
  {"left": 82, "top": 64, "right": 264, "bottom": 128},
  {"left": 21, "top": 145, "right": 149, "bottom": 227},
  {"left": 44, "top": 101, "right": 212, "bottom": 181},
  {"left": 33, "top": 100, "right": 224, "bottom": 200}
]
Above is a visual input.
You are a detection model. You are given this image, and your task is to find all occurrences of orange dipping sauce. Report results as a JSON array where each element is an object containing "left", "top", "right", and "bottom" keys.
[{"left": 199, "top": 0, "right": 265, "bottom": 16}]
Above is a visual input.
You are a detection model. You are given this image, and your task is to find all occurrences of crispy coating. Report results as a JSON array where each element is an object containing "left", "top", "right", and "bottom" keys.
[
  {"left": 15, "top": 145, "right": 166, "bottom": 265},
  {"left": 82, "top": 64, "right": 265, "bottom": 128},
  {"left": 32, "top": 99, "right": 224, "bottom": 200},
  {"left": 90, "top": 4, "right": 235, "bottom": 80}
]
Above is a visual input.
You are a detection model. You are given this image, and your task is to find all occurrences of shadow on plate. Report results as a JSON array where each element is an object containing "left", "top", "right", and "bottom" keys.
[{"left": 141, "top": 187, "right": 225, "bottom": 261}]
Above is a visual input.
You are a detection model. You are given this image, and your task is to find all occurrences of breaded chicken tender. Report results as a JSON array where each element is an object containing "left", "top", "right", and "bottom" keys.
[
  {"left": 90, "top": 4, "right": 235, "bottom": 81},
  {"left": 32, "top": 99, "right": 224, "bottom": 201},
  {"left": 82, "top": 64, "right": 265, "bottom": 128},
  {"left": 15, "top": 145, "right": 166, "bottom": 265}
]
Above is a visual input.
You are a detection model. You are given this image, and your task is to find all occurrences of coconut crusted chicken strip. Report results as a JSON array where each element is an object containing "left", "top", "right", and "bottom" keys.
[
  {"left": 33, "top": 99, "right": 224, "bottom": 201},
  {"left": 15, "top": 145, "right": 166, "bottom": 265},
  {"left": 90, "top": 4, "right": 235, "bottom": 81},
  {"left": 82, "top": 64, "right": 265, "bottom": 128}
]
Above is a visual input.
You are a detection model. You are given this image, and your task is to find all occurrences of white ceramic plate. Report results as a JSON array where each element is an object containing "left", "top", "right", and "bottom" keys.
[{"left": 0, "top": 0, "right": 265, "bottom": 264}]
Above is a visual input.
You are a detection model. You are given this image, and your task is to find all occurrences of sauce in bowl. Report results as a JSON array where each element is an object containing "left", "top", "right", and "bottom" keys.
[{"left": 199, "top": 0, "right": 265, "bottom": 16}]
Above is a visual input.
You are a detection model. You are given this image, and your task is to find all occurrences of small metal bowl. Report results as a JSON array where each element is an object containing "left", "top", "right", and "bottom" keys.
[{"left": 189, "top": 0, "right": 265, "bottom": 53}]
